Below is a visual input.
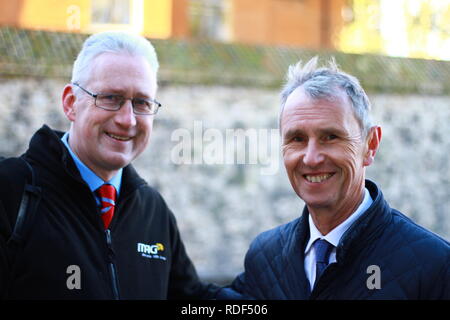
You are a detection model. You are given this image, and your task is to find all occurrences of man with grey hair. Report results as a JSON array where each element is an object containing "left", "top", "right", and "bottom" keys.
[
  {"left": 218, "top": 57, "right": 449, "bottom": 299},
  {"left": 0, "top": 31, "right": 218, "bottom": 299}
]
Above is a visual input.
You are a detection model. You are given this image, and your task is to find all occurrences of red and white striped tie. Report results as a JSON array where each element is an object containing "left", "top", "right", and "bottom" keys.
[{"left": 96, "top": 184, "right": 116, "bottom": 230}]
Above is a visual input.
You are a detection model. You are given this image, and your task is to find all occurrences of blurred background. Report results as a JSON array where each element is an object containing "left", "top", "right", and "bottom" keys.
[{"left": 0, "top": 0, "right": 449, "bottom": 284}]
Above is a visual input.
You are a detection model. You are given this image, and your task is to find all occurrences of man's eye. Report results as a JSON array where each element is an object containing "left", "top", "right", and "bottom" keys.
[
  {"left": 133, "top": 99, "right": 152, "bottom": 113},
  {"left": 293, "top": 137, "right": 304, "bottom": 142},
  {"left": 326, "top": 134, "right": 338, "bottom": 140},
  {"left": 102, "top": 95, "right": 121, "bottom": 102},
  {"left": 134, "top": 99, "right": 149, "bottom": 107}
]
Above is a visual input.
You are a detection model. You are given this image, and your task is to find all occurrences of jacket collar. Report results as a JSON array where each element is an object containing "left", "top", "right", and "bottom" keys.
[
  {"left": 335, "top": 180, "right": 392, "bottom": 264},
  {"left": 298, "top": 180, "right": 392, "bottom": 266},
  {"left": 25, "top": 125, "right": 147, "bottom": 198},
  {"left": 61, "top": 132, "right": 123, "bottom": 195},
  {"left": 304, "top": 187, "right": 373, "bottom": 255}
]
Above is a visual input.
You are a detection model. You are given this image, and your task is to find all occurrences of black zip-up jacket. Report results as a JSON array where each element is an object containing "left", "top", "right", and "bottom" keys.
[
  {"left": 0, "top": 125, "right": 218, "bottom": 299},
  {"left": 218, "top": 180, "right": 450, "bottom": 299}
]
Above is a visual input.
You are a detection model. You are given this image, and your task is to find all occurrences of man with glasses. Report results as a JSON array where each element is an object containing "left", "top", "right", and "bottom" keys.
[{"left": 0, "top": 31, "right": 218, "bottom": 299}]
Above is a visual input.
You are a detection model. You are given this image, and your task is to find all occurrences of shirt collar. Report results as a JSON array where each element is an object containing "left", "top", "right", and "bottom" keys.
[
  {"left": 61, "top": 132, "right": 122, "bottom": 195},
  {"left": 304, "top": 187, "right": 373, "bottom": 254}
]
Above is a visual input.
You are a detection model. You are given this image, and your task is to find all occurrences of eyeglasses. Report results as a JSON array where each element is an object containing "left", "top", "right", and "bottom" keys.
[{"left": 72, "top": 83, "right": 162, "bottom": 115}]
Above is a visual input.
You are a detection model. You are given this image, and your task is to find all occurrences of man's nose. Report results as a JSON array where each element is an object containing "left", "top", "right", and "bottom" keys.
[
  {"left": 114, "top": 99, "right": 137, "bottom": 128},
  {"left": 302, "top": 140, "right": 325, "bottom": 167}
]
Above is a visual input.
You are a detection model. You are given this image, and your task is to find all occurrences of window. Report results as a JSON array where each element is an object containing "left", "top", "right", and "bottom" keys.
[
  {"left": 90, "top": 0, "right": 143, "bottom": 34},
  {"left": 92, "top": 0, "right": 130, "bottom": 24},
  {"left": 189, "top": 0, "right": 230, "bottom": 41}
]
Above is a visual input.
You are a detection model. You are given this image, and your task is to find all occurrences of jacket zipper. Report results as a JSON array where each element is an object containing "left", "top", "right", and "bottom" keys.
[
  {"left": 105, "top": 229, "right": 120, "bottom": 300},
  {"left": 101, "top": 188, "right": 144, "bottom": 300}
]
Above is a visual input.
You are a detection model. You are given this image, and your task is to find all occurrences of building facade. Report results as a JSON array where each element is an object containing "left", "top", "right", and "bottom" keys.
[{"left": 0, "top": 0, "right": 345, "bottom": 50}]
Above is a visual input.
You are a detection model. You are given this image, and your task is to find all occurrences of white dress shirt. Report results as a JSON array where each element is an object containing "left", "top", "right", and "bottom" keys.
[{"left": 304, "top": 188, "right": 373, "bottom": 289}]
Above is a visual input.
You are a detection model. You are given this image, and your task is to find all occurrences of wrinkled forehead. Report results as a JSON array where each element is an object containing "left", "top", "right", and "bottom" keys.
[
  {"left": 284, "top": 86, "right": 353, "bottom": 117},
  {"left": 91, "top": 51, "right": 156, "bottom": 74},
  {"left": 281, "top": 86, "right": 360, "bottom": 133},
  {"left": 87, "top": 52, "right": 157, "bottom": 95}
]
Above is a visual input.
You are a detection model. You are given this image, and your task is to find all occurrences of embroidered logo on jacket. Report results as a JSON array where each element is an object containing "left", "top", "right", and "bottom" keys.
[{"left": 137, "top": 242, "right": 167, "bottom": 261}]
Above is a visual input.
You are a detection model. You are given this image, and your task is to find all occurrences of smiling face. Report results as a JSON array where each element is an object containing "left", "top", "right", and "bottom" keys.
[
  {"left": 281, "top": 86, "right": 380, "bottom": 220},
  {"left": 62, "top": 52, "right": 157, "bottom": 181}
]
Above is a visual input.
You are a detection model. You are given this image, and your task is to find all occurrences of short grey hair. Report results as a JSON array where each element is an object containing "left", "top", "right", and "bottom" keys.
[
  {"left": 280, "top": 56, "right": 373, "bottom": 137},
  {"left": 71, "top": 31, "right": 159, "bottom": 87}
]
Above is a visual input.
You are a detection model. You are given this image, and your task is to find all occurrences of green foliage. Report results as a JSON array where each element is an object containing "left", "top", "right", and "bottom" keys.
[{"left": 1, "top": 27, "right": 450, "bottom": 94}]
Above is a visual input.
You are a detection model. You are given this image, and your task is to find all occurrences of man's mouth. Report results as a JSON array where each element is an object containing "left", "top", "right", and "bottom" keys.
[
  {"left": 106, "top": 132, "right": 132, "bottom": 141},
  {"left": 304, "top": 173, "right": 334, "bottom": 183}
]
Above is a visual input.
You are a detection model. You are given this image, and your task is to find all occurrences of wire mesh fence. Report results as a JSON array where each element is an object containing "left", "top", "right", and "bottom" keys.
[{"left": 1, "top": 26, "right": 450, "bottom": 94}]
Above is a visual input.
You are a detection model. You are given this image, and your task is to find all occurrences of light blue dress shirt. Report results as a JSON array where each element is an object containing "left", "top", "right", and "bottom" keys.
[{"left": 61, "top": 132, "right": 122, "bottom": 203}]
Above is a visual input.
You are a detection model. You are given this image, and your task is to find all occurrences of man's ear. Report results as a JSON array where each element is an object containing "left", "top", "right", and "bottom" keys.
[
  {"left": 363, "top": 126, "right": 382, "bottom": 167},
  {"left": 62, "top": 84, "right": 77, "bottom": 122}
]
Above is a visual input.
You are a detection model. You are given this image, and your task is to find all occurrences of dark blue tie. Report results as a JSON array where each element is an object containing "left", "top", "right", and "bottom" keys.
[{"left": 315, "top": 239, "right": 334, "bottom": 285}]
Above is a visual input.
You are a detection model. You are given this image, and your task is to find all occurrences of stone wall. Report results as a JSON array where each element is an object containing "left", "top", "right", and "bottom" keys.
[{"left": 1, "top": 77, "right": 449, "bottom": 282}]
